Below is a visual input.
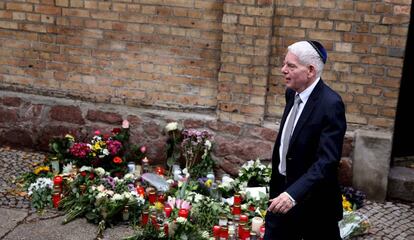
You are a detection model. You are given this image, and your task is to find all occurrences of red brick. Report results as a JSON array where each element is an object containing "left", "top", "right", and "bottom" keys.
[{"left": 35, "top": 5, "right": 61, "bottom": 15}]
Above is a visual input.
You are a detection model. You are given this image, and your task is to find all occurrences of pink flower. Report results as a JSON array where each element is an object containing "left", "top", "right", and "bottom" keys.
[
  {"left": 122, "top": 120, "right": 129, "bottom": 129},
  {"left": 94, "top": 130, "right": 101, "bottom": 135},
  {"left": 176, "top": 199, "right": 182, "bottom": 209},
  {"left": 140, "top": 145, "right": 147, "bottom": 153},
  {"left": 181, "top": 200, "right": 191, "bottom": 210}
]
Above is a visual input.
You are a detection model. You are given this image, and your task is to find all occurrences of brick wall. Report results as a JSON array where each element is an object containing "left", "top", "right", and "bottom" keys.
[
  {"left": 267, "top": 0, "right": 411, "bottom": 128},
  {"left": 0, "top": 0, "right": 222, "bottom": 111},
  {"left": 0, "top": 0, "right": 411, "bottom": 129}
]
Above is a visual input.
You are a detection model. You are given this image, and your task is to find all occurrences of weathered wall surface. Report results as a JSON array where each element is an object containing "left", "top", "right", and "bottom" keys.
[{"left": 0, "top": 91, "right": 353, "bottom": 180}]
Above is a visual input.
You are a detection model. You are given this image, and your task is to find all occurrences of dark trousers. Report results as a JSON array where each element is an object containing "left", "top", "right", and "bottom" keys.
[{"left": 265, "top": 174, "right": 341, "bottom": 240}]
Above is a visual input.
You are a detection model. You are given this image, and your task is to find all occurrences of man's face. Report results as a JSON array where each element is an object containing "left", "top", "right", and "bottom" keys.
[{"left": 281, "top": 51, "right": 313, "bottom": 93}]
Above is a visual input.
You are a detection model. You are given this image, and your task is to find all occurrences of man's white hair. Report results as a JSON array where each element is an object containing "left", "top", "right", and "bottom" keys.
[{"left": 287, "top": 41, "right": 324, "bottom": 79}]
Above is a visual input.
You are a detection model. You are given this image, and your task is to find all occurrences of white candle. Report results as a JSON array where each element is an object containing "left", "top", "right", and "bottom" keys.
[{"left": 251, "top": 216, "right": 264, "bottom": 235}]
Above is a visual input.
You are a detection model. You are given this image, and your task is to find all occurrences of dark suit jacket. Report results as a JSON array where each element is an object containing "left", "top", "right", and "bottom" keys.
[{"left": 270, "top": 79, "right": 346, "bottom": 221}]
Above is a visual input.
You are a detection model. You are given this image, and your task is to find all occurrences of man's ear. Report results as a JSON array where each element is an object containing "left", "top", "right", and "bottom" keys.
[{"left": 308, "top": 65, "right": 316, "bottom": 78}]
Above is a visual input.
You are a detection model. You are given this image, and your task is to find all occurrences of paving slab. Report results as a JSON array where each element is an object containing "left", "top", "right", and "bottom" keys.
[
  {"left": 3, "top": 215, "right": 97, "bottom": 240},
  {"left": 0, "top": 208, "right": 28, "bottom": 237}
]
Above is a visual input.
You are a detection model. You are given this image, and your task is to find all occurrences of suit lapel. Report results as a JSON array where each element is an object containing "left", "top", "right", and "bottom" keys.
[{"left": 289, "top": 80, "right": 324, "bottom": 147}]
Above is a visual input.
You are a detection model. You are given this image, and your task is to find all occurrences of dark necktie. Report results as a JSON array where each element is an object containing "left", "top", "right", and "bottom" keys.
[{"left": 280, "top": 94, "right": 302, "bottom": 175}]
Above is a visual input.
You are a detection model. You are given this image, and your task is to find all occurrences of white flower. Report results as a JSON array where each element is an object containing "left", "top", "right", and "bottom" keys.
[
  {"left": 204, "top": 140, "right": 212, "bottom": 150},
  {"left": 122, "top": 119, "right": 129, "bottom": 128},
  {"left": 62, "top": 163, "right": 73, "bottom": 174},
  {"left": 97, "top": 185, "right": 105, "bottom": 192},
  {"left": 123, "top": 173, "right": 134, "bottom": 181},
  {"left": 96, "top": 192, "right": 107, "bottom": 200},
  {"left": 201, "top": 231, "right": 210, "bottom": 239},
  {"left": 94, "top": 167, "right": 106, "bottom": 177},
  {"left": 102, "top": 149, "right": 109, "bottom": 156},
  {"left": 112, "top": 193, "right": 123, "bottom": 201},
  {"left": 80, "top": 166, "right": 92, "bottom": 172},
  {"left": 176, "top": 217, "right": 187, "bottom": 224},
  {"left": 105, "top": 190, "right": 114, "bottom": 196},
  {"left": 27, "top": 177, "right": 53, "bottom": 196},
  {"left": 93, "top": 136, "right": 102, "bottom": 142},
  {"left": 122, "top": 192, "right": 132, "bottom": 200},
  {"left": 165, "top": 122, "right": 178, "bottom": 132}
]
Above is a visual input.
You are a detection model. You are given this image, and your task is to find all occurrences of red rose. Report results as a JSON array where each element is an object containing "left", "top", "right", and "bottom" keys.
[
  {"left": 113, "top": 156, "right": 123, "bottom": 164},
  {"left": 112, "top": 128, "right": 121, "bottom": 134},
  {"left": 80, "top": 171, "right": 87, "bottom": 177},
  {"left": 89, "top": 172, "right": 95, "bottom": 180}
]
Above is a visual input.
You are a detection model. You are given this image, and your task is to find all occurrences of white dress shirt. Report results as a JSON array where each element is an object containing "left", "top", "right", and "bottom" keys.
[{"left": 278, "top": 77, "right": 320, "bottom": 176}]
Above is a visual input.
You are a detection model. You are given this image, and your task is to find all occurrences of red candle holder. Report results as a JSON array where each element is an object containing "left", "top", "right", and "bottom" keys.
[
  {"left": 220, "top": 226, "right": 229, "bottom": 239},
  {"left": 164, "top": 205, "right": 172, "bottom": 218},
  {"left": 232, "top": 204, "right": 241, "bottom": 215},
  {"left": 142, "top": 211, "right": 149, "bottom": 226},
  {"left": 155, "top": 166, "right": 165, "bottom": 176},
  {"left": 136, "top": 186, "right": 145, "bottom": 197},
  {"left": 234, "top": 193, "right": 242, "bottom": 205},
  {"left": 53, "top": 176, "right": 63, "bottom": 186},
  {"left": 213, "top": 225, "right": 221, "bottom": 238},
  {"left": 178, "top": 208, "right": 189, "bottom": 218},
  {"left": 148, "top": 190, "right": 157, "bottom": 204},
  {"left": 52, "top": 193, "right": 61, "bottom": 208},
  {"left": 260, "top": 225, "right": 265, "bottom": 239},
  {"left": 240, "top": 214, "right": 248, "bottom": 223}
]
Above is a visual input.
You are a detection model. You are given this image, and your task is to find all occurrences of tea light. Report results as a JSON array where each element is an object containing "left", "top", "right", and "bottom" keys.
[
  {"left": 136, "top": 186, "right": 145, "bottom": 197},
  {"left": 178, "top": 208, "right": 189, "bottom": 218},
  {"left": 155, "top": 166, "right": 165, "bottom": 176},
  {"left": 234, "top": 193, "right": 242, "bottom": 205},
  {"left": 232, "top": 204, "right": 241, "bottom": 215},
  {"left": 260, "top": 225, "right": 265, "bottom": 238},
  {"left": 219, "top": 215, "right": 228, "bottom": 226},
  {"left": 164, "top": 205, "right": 172, "bottom": 218},
  {"left": 239, "top": 214, "right": 248, "bottom": 223},
  {"left": 142, "top": 211, "right": 149, "bottom": 225},
  {"left": 213, "top": 225, "right": 221, "bottom": 238},
  {"left": 251, "top": 216, "right": 264, "bottom": 235},
  {"left": 53, "top": 175, "right": 63, "bottom": 186},
  {"left": 148, "top": 189, "right": 157, "bottom": 204}
]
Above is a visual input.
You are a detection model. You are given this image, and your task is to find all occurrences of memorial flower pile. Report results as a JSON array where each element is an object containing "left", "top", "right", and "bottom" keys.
[{"left": 19, "top": 120, "right": 370, "bottom": 239}]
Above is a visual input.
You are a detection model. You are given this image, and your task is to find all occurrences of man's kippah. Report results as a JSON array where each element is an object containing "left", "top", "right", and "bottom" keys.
[{"left": 307, "top": 40, "right": 327, "bottom": 64}]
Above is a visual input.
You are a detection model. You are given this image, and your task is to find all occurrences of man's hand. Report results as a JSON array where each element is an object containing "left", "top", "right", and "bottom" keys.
[{"left": 267, "top": 192, "right": 294, "bottom": 214}]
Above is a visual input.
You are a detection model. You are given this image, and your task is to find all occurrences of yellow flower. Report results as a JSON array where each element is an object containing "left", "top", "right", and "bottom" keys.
[
  {"left": 342, "top": 195, "right": 353, "bottom": 212},
  {"left": 204, "top": 179, "right": 212, "bottom": 188},
  {"left": 154, "top": 201, "right": 164, "bottom": 211},
  {"left": 34, "top": 166, "right": 50, "bottom": 175},
  {"left": 93, "top": 142, "right": 102, "bottom": 150}
]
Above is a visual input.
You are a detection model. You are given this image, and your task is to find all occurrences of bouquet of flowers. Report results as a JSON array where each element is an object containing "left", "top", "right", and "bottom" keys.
[
  {"left": 49, "top": 120, "right": 145, "bottom": 177},
  {"left": 235, "top": 158, "right": 271, "bottom": 189},
  {"left": 164, "top": 122, "right": 215, "bottom": 179},
  {"left": 27, "top": 177, "right": 53, "bottom": 210}
]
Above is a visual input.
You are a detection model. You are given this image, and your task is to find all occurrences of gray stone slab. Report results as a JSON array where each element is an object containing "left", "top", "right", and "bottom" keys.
[
  {"left": 387, "top": 166, "right": 414, "bottom": 202},
  {"left": 353, "top": 130, "right": 392, "bottom": 201},
  {"left": 3, "top": 215, "right": 96, "bottom": 240},
  {"left": 103, "top": 224, "right": 135, "bottom": 240},
  {"left": 0, "top": 208, "right": 28, "bottom": 237}
]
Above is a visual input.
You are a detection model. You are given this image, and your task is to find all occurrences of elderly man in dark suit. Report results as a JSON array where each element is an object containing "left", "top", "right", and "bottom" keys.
[{"left": 265, "top": 41, "right": 346, "bottom": 239}]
